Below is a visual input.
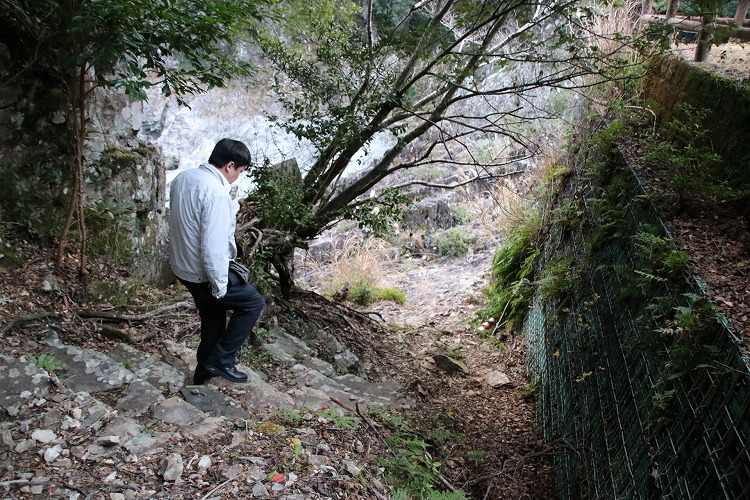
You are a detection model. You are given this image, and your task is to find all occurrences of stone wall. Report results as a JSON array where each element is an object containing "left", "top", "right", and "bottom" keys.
[{"left": 644, "top": 56, "right": 750, "bottom": 176}]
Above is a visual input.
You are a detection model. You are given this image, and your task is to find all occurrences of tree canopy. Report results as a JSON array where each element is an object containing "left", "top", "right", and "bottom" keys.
[
  {"left": 1, "top": 0, "right": 270, "bottom": 100},
  {"left": 244, "top": 0, "right": 651, "bottom": 294}
]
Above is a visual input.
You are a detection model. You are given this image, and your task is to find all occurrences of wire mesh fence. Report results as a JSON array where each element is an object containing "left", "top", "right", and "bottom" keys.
[{"left": 524, "top": 150, "right": 750, "bottom": 499}]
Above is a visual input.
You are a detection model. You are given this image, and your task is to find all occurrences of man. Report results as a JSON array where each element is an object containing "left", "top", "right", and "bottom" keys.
[{"left": 168, "top": 138, "right": 265, "bottom": 384}]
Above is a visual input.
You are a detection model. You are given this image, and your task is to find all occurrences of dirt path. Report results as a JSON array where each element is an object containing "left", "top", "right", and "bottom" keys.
[{"left": 298, "top": 246, "right": 556, "bottom": 499}]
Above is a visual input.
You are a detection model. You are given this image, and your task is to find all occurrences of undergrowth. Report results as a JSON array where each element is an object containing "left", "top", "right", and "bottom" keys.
[
  {"left": 478, "top": 207, "right": 541, "bottom": 331},
  {"left": 371, "top": 409, "right": 468, "bottom": 500}
]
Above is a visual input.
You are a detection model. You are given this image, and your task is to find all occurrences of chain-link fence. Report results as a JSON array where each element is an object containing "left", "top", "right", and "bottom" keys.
[{"left": 525, "top": 150, "right": 750, "bottom": 499}]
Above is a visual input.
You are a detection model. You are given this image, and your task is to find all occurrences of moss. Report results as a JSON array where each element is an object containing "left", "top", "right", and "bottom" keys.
[
  {"left": 86, "top": 279, "right": 139, "bottom": 307},
  {"left": 645, "top": 56, "right": 750, "bottom": 190}
]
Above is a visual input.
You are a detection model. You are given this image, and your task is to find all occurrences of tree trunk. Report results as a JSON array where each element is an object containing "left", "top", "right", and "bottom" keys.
[
  {"left": 666, "top": 0, "right": 680, "bottom": 19},
  {"left": 641, "top": 0, "right": 653, "bottom": 15},
  {"left": 76, "top": 65, "right": 88, "bottom": 275},
  {"left": 694, "top": 26, "right": 713, "bottom": 61},
  {"left": 273, "top": 249, "right": 295, "bottom": 300},
  {"left": 695, "top": 1, "right": 719, "bottom": 63},
  {"left": 55, "top": 64, "right": 89, "bottom": 273},
  {"left": 737, "top": 0, "right": 749, "bottom": 25},
  {"left": 56, "top": 156, "right": 79, "bottom": 268}
]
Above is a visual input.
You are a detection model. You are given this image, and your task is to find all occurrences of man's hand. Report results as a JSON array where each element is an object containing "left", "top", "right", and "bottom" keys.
[{"left": 212, "top": 284, "right": 227, "bottom": 299}]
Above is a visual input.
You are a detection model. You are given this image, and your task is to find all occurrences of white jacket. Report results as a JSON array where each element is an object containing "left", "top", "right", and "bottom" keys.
[{"left": 168, "top": 164, "right": 238, "bottom": 298}]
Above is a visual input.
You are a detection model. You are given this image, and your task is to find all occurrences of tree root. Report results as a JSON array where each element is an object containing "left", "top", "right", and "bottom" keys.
[
  {"left": 1, "top": 312, "right": 57, "bottom": 335},
  {"left": 77, "top": 301, "right": 194, "bottom": 322}
]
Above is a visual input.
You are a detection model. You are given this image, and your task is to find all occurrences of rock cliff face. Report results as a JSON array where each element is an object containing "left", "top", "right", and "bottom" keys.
[
  {"left": 0, "top": 56, "right": 171, "bottom": 284},
  {"left": 86, "top": 90, "right": 172, "bottom": 286}
]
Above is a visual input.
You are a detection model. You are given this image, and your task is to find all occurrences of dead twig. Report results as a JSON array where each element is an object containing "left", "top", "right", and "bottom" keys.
[
  {"left": 100, "top": 324, "right": 134, "bottom": 343},
  {"left": 329, "top": 395, "right": 356, "bottom": 413},
  {"left": 200, "top": 475, "right": 241, "bottom": 500}
]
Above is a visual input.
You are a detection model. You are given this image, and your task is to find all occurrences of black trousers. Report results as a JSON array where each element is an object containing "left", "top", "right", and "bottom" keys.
[{"left": 180, "top": 270, "right": 265, "bottom": 369}]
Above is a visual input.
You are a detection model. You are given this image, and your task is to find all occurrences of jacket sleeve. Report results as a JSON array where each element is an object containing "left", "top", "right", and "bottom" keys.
[{"left": 200, "top": 194, "right": 233, "bottom": 298}]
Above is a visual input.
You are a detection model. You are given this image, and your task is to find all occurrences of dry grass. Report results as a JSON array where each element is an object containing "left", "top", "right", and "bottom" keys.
[{"left": 301, "top": 236, "right": 395, "bottom": 297}]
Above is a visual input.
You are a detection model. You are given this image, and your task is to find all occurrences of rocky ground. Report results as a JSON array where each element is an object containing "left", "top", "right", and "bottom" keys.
[{"left": 0, "top": 183, "right": 554, "bottom": 500}]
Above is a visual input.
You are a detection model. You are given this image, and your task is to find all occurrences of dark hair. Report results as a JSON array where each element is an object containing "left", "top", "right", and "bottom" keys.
[{"left": 208, "top": 138, "right": 251, "bottom": 168}]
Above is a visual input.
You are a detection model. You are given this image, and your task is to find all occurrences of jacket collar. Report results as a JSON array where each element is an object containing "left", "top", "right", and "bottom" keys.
[{"left": 199, "top": 163, "right": 231, "bottom": 192}]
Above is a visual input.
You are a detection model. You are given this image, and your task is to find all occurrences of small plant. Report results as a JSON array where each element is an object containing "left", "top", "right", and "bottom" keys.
[
  {"left": 645, "top": 105, "right": 726, "bottom": 202},
  {"left": 275, "top": 409, "right": 306, "bottom": 426},
  {"left": 313, "top": 407, "right": 357, "bottom": 430},
  {"left": 349, "top": 279, "right": 376, "bottom": 306},
  {"left": 29, "top": 353, "right": 65, "bottom": 372},
  {"left": 656, "top": 293, "right": 724, "bottom": 379},
  {"left": 552, "top": 198, "right": 584, "bottom": 232},
  {"left": 632, "top": 231, "right": 690, "bottom": 280},
  {"left": 289, "top": 436, "right": 304, "bottom": 461},
  {"left": 341, "top": 280, "right": 407, "bottom": 307},
  {"left": 652, "top": 389, "right": 676, "bottom": 413},
  {"left": 237, "top": 346, "right": 273, "bottom": 369},
  {"left": 253, "top": 421, "right": 286, "bottom": 434},
  {"left": 370, "top": 409, "right": 467, "bottom": 499},
  {"left": 435, "top": 227, "right": 470, "bottom": 257},
  {"left": 516, "top": 382, "right": 538, "bottom": 399},
  {"left": 536, "top": 255, "right": 576, "bottom": 306}
]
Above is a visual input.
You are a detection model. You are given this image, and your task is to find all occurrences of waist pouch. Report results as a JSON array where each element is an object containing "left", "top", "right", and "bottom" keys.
[{"left": 228, "top": 260, "right": 250, "bottom": 284}]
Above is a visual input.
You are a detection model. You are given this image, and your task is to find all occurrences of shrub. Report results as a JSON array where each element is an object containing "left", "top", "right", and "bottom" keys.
[
  {"left": 374, "top": 287, "right": 407, "bottom": 304},
  {"left": 478, "top": 209, "right": 541, "bottom": 329},
  {"left": 435, "top": 227, "right": 470, "bottom": 257},
  {"left": 349, "top": 279, "right": 376, "bottom": 306}
]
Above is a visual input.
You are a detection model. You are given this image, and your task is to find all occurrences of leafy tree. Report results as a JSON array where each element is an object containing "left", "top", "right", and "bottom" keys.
[
  {"left": 0, "top": 0, "right": 270, "bottom": 274},
  {"left": 245, "top": 0, "right": 653, "bottom": 297}
]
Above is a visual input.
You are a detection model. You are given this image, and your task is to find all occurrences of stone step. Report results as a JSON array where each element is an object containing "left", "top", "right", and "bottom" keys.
[
  {"left": 0, "top": 326, "right": 412, "bottom": 496},
  {"left": 3, "top": 326, "right": 412, "bottom": 431}
]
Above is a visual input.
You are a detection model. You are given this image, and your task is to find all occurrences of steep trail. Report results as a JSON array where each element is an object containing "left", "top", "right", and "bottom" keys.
[{"left": 297, "top": 245, "right": 556, "bottom": 499}]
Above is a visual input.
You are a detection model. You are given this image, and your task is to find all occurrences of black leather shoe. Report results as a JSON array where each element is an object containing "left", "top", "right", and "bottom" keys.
[
  {"left": 193, "top": 365, "right": 213, "bottom": 385},
  {"left": 204, "top": 363, "right": 248, "bottom": 383}
]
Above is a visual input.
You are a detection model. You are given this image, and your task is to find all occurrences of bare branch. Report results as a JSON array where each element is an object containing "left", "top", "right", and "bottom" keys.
[{"left": 387, "top": 170, "right": 526, "bottom": 192}]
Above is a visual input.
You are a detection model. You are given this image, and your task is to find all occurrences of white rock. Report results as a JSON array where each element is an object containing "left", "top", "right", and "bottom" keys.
[
  {"left": 485, "top": 371, "right": 512, "bottom": 388},
  {"left": 160, "top": 453, "right": 183, "bottom": 481},
  {"left": 61, "top": 416, "right": 81, "bottom": 431},
  {"left": 344, "top": 460, "right": 362, "bottom": 476},
  {"left": 198, "top": 455, "right": 212, "bottom": 472},
  {"left": 1, "top": 429, "right": 14, "bottom": 447},
  {"left": 15, "top": 439, "right": 34, "bottom": 453},
  {"left": 97, "top": 435, "right": 120, "bottom": 447},
  {"left": 31, "top": 429, "right": 57, "bottom": 444},
  {"left": 43, "top": 444, "right": 62, "bottom": 463},
  {"left": 252, "top": 481, "right": 269, "bottom": 498}
]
